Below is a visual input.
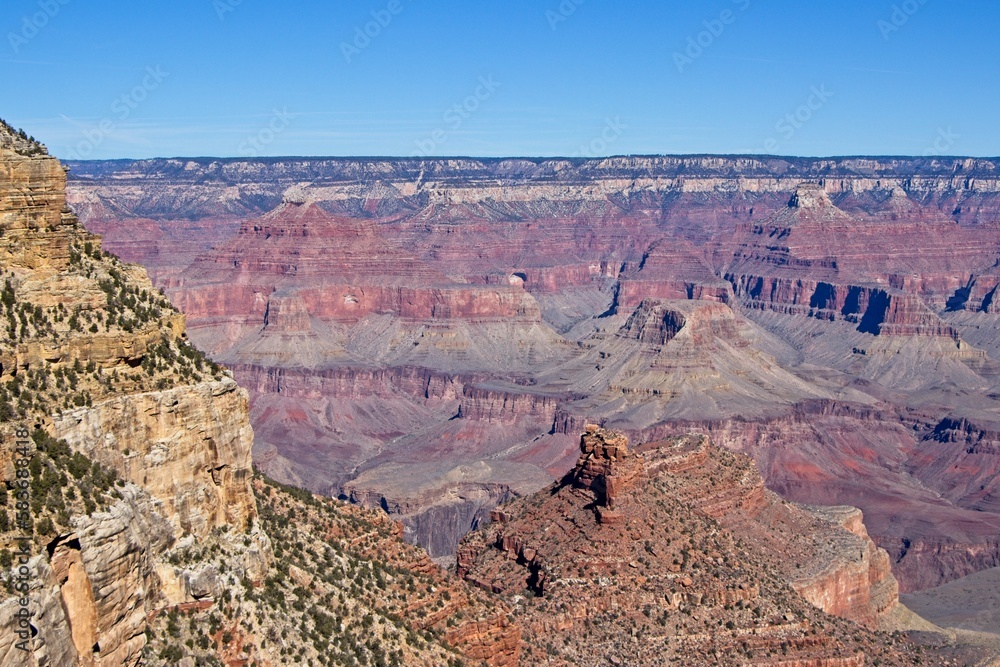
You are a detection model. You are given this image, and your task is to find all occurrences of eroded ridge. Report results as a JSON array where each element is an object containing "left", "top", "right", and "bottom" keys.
[{"left": 457, "top": 427, "right": 941, "bottom": 666}]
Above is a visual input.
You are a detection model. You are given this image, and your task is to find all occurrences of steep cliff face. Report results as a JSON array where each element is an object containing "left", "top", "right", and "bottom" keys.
[
  {"left": 39, "top": 490, "right": 174, "bottom": 666},
  {"left": 0, "top": 120, "right": 264, "bottom": 666},
  {"left": 0, "top": 122, "right": 258, "bottom": 534},
  {"left": 786, "top": 507, "right": 899, "bottom": 629},
  {"left": 50, "top": 378, "right": 256, "bottom": 539},
  {"left": 615, "top": 240, "right": 733, "bottom": 310},
  {"left": 718, "top": 186, "right": 968, "bottom": 340}
]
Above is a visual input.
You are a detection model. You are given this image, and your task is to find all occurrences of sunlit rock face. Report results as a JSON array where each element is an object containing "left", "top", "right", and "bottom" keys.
[{"left": 0, "top": 122, "right": 264, "bottom": 666}]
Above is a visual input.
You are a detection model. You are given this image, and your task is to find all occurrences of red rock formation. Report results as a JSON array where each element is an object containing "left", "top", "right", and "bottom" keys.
[
  {"left": 629, "top": 400, "right": 1000, "bottom": 592},
  {"left": 570, "top": 425, "right": 644, "bottom": 513},
  {"left": 457, "top": 428, "right": 947, "bottom": 665},
  {"left": 788, "top": 507, "right": 899, "bottom": 629},
  {"left": 719, "top": 186, "right": 968, "bottom": 339},
  {"left": 615, "top": 240, "right": 733, "bottom": 311}
]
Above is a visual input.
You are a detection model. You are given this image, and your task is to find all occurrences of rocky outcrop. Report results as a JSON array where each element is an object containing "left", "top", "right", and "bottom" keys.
[
  {"left": 617, "top": 300, "right": 689, "bottom": 344},
  {"left": 788, "top": 183, "right": 837, "bottom": 210},
  {"left": 0, "top": 134, "right": 70, "bottom": 270},
  {"left": 790, "top": 507, "right": 899, "bottom": 629},
  {"left": 0, "top": 489, "right": 176, "bottom": 667},
  {"left": 632, "top": 432, "right": 903, "bottom": 630},
  {"left": 617, "top": 299, "right": 743, "bottom": 348},
  {"left": 457, "top": 428, "right": 935, "bottom": 666},
  {"left": 570, "top": 425, "right": 644, "bottom": 514},
  {"left": 0, "top": 556, "right": 78, "bottom": 667},
  {"left": 57, "top": 489, "right": 173, "bottom": 666},
  {"left": 50, "top": 378, "right": 256, "bottom": 539},
  {"left": 1, "top": 315, "right": 185, "bottom": 377},
  {"left": 444, "top": 614, "right": 520, "bottom": 667}
]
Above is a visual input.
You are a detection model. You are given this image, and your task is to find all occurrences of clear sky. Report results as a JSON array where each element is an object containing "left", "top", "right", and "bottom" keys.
[{"left": 2, "top": 0, "right": 997, "bottom": 159}]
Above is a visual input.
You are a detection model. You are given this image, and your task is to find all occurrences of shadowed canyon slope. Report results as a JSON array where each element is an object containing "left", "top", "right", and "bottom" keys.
[{"left": 67, "top": 155, "right": 1000, "bottom": 592}]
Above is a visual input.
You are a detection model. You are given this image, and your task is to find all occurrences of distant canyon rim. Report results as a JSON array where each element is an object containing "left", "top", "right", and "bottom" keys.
[{"left": 65, "top": 154, "right": 1000, "bottom": 593}]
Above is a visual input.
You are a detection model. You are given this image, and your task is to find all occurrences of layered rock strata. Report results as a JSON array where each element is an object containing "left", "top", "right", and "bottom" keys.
[
  {"left": 64, "top": 154, "right": 1000, "bottom": 597},
  {"left": 0, "top": 120, "right": 264, "bottom": 665},
  {"left": 1, "top": 119, "right": 523, "bottom": 667}
]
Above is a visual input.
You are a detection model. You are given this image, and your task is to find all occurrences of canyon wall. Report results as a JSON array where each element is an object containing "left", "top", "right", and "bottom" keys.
[
  {"left": 0, "top": 125, "right": 265, "bottom": 666},
  {"left": 0, "top": 116, "right": 982, "bottom": 664},
  {"left": 2, "top": 120, "right": 531, "bottom": 667},
  {"left": 64, "top": 154, "right": 1000, "bottom": 597}
]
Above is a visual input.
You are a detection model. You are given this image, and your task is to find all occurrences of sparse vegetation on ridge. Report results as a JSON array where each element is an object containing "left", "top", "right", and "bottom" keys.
[
  {"left": 0, "top": 195, "right": 226, "bottom": 573},
  {"left": 0, "top": 117, "right": 48, "bottom": 157},
  {"left": 141, "top": 472, "right": 480, "bottom": 667}
]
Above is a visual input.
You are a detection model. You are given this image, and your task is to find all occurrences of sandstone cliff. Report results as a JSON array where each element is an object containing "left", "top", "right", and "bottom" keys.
[{"left": 0, "top": 118, "right": 266, "bottom": 666}]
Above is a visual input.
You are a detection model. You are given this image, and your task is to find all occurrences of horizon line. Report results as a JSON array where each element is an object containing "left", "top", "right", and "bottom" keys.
[{"left": 60, "top": 153, "right": 1000, "bottom": 163}]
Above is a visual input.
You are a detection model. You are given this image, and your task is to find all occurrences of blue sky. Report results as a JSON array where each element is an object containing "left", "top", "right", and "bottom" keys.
[{"left": 1, "top": 0, "right": 997, "bottom": 159}]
